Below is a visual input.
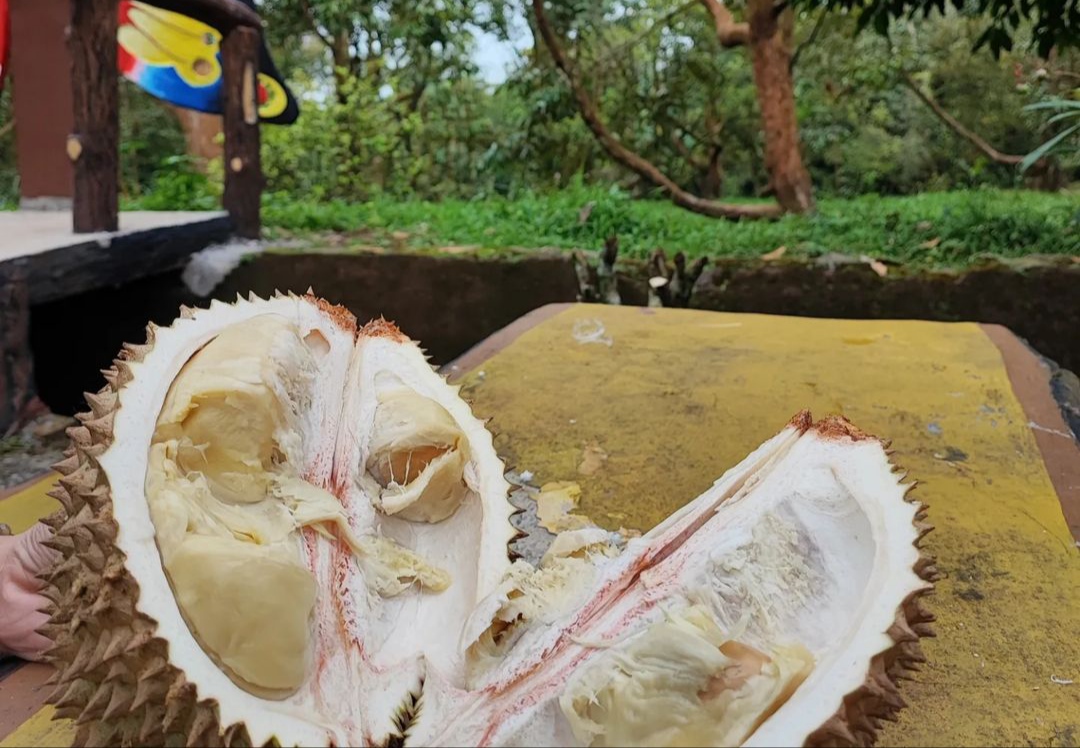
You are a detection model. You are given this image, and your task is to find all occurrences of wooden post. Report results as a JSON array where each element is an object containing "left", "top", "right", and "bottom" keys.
[
  {"left": 69, "top": 0, "right": 120, "bottom": 233},
  {"left": 0, "top": 264, "right": 36, "bottom": 437},
  {"left": 221, "top": 26, "right": 263, "bottom": 240}
]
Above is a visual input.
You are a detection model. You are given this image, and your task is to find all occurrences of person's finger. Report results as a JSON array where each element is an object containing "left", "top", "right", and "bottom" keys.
[
  {"left": 0, "top": 523, "right": 61, "bottom": 661},
  {"left": 15, "top": 522, "right": 61, "bottom": 578},
  {"left": 0, "top": 581, "right": 52, "bottom": 660}
]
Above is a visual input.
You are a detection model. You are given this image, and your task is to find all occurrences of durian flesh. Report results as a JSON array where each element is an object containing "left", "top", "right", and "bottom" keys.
[
  {"left": 145, "top": 315, "right": 453, "bottom": 696},
  {"left": 43, "top": 294, "right": 935, "bottom": 748}
]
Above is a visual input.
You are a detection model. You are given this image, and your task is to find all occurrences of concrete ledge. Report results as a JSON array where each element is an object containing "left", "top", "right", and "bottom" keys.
[{"left": 0, "top": 210, "right": 232, "bottom": 304}]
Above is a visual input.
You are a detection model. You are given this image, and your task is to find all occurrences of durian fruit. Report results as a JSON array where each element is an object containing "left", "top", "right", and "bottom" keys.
[{"left": 38, "top": 293, "right": 936, "bottom": 748}]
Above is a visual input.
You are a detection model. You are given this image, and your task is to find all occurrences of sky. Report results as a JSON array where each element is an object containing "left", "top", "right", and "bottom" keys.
[
  {"left": 470, "top": 6, "right": 533, "bottom": 85},
  {"left": 472, "top": 30, "right": 529, "bottom": 84}
]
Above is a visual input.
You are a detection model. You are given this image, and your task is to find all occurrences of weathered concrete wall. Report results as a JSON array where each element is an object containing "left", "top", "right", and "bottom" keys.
[
  {"left": 214, "top": 251, "right": 582, "bottom": 364},
  {"left": 687, "top": 258, "right": 1080, "bottom": 376},
  {"left": 24, "top": 250, "right": 1079, "bottom": 417}
]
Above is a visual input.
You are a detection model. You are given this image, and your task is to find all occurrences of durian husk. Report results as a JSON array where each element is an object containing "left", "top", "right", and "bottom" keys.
[
  {"left": 33, "top": 303, "right": 938, "bottom": 748},
  {"left": 798, "top": 413, "right": 941, "bottom": 748},
  {"left": 32, "top": 293, "right": 349, "bottom": 748}
]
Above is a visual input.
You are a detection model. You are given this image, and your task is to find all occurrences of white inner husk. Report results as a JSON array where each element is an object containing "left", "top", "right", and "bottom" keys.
[{"left": 100, "top": 296, "right": 926, "bottom": 748}]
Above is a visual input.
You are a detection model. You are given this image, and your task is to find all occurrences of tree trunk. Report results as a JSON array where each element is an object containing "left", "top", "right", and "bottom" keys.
[
  {"left": 746, "top": 0, "right": 814, "bottom": 214},
  {"left": 169, "top": 106, "right": 224, "bottom": 171},
  {"left": 332, "top": 32, "right": 352, "bottom": 103},
  {"left": 69, "top": 0, "right": 120, "bottom": 233},
  {"left": 701, "top": 145, "right": 724, "bottom": 198},
  {"left": 531, "top": 0, "right": 782, "bottom": 220},
  {"left": 222, "top": 26, "right": 262, "bottom": 239}
]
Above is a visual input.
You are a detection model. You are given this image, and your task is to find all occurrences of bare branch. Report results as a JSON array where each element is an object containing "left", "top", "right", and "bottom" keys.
[
  {"left": 531, "top": 0, "right": 781, "bottom": 220},
  {"left": 902, "top": 72, "right": 1024, "bottom": 166},
  {"left": 699, "top": 0, "right": 749, "bottom": 47}
]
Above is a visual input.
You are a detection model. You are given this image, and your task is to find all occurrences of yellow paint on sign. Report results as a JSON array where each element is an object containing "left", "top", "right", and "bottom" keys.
[{"left": 457, "top": 304, "right": 1080, "bottom": 747}]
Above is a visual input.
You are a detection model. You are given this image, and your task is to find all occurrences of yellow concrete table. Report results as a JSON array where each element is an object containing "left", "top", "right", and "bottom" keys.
[{"left": 2, "top": 303, "right": 1078, "bottom": 747}]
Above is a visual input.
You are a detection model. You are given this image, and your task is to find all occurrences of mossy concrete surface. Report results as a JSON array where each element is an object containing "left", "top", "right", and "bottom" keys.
[{"left": 456, "top": 304, "right": 1079, "bottom": 747}]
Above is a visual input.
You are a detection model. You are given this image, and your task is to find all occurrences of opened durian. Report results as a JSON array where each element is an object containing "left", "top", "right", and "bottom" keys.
[{"left": 37, "top": 292, "right": 937, "bottom": 748}]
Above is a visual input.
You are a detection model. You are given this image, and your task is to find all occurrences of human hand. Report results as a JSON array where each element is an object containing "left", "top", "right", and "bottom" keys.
[{"left": 0, "top": 522, "right": 61, "bottom": 661}]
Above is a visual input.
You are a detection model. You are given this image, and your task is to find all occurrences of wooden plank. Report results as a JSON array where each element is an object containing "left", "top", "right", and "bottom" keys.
[
  {"left": 69, "top": 0, "right": 119, "bottom": 233},
  {"left": 447, "top": 307, "right": 1080, "bottom": 542},
  {"left": 0, "top": 476, "right": 60, "bottom": 534},
  {"left": 0, "top": 665, "right": 53, "bottom": 743},
  {"left": 14, "top": 215, "right": 231, "bottom": 305},
  {"left": 981, "top": 324, "right": 1080, "bottom": 542},
  {"left": 443, "top": 303, "right": 571, "bottom": 381},
  {"left": 0, "top": 704, "right": 74, "bottom": 748},
  {"left": 221, "top": 26, "right": 263, "bottom": 240},
  {"left": 0, "top": 475, "right": 55, "bottom": 504}
]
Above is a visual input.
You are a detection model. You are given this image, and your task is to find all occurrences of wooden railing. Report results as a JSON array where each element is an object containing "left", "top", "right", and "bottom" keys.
[{"left": 69, "top": 0, "right": 263, "bottom": 238}]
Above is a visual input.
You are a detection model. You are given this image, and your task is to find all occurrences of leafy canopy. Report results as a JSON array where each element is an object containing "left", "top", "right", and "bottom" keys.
[{"left": 796, "top": 0, "right": 1080, "bottom": 58}]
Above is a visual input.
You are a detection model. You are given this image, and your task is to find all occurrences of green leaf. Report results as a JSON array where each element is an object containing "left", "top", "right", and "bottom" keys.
[
  {"left": 1023, "top": 99, "right": 1080, "bottom": 112},
  {"left": 1043, "top": 110, "right": 1080, "bottom": 126},
  {"left": 1020, "top": 123, "right": 1080, "bottom": 172}
]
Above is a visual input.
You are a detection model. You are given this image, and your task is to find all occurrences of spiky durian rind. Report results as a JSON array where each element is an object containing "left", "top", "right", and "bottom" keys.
[
  {"left": 34, "top": 299, "right": 935, "bottom": 748},
  {"left": 798, "top": 415, "right": 938, "bottom": 748},
  {"left": 38, "top": 317, "right": 259, "bottom": 748},
  {"left": 35, "top": 291, "right": 520, "bottom": 748}
]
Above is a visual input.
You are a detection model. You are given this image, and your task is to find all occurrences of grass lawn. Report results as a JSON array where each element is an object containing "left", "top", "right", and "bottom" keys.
[{"left": 260, "top": 186, "right": 1080, "bottom": 270}]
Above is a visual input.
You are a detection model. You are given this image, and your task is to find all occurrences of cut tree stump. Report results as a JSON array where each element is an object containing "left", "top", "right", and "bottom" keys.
[
  {"left": 573, "top": 235, "right": 622, "bottom": 305},
  {"left": 647, "top": 249, "right": 708, "bottom": 308}
]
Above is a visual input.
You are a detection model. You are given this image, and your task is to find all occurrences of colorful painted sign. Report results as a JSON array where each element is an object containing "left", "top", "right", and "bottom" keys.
[{"left": 118, "top": 0, "right": 298, "bottom": 124}]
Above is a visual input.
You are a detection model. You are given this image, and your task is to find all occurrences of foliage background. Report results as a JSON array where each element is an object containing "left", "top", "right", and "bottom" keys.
[{"left": 0, "top": 2, "right": 1077, "bottom": 240}]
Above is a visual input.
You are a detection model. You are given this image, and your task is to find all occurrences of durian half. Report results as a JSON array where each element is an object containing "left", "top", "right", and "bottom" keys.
[
  {"left": 38, "top": 293, "right": 515, "bottom": 747},
  {"left": 37, "top": 293, "right": 936, "bottom": 748}
]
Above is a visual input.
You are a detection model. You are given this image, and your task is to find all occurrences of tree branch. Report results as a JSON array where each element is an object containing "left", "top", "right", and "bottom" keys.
[
  {"left": 0, "top": 120, "right": 14, "bottom": 140},
  {"left": 670, "top": 130, "right": 704, "bottom": 168},
  {"left": 902, "top": 72, "right": 1024, "bottom": 166},
  {"left": 699, "top": 0, "right": 749, "bottom": 47},
  {"left": 298, "top": 0, "right": 335, "bottom": 51},
  {"left": 590, "top": 0, "right": 698, "bottom": 75},
  {"left": 790, "top": 10, "right": 827, "bottom": 70},
  {"left": 531, "top": 0, "right": 780, "bottom": 220}
]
